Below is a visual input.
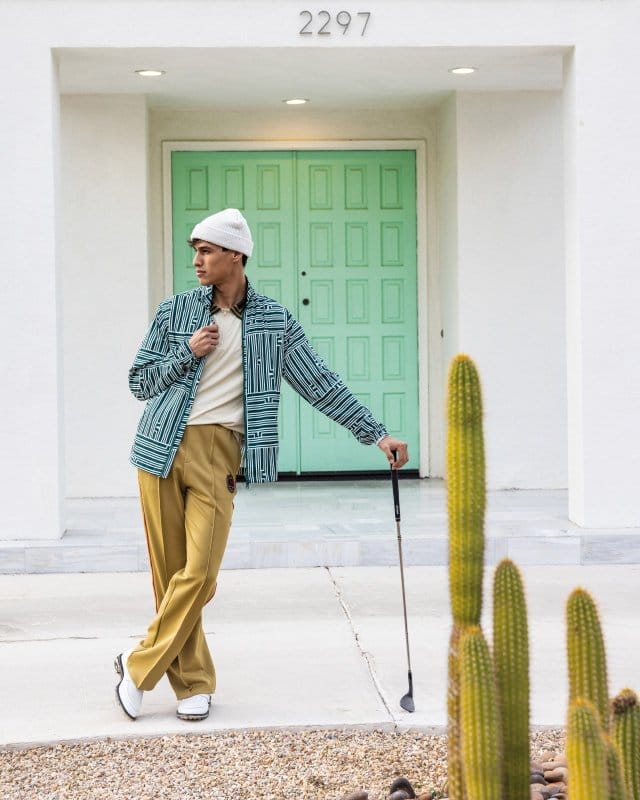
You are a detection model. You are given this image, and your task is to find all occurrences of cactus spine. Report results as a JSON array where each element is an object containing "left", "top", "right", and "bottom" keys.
[
  {"left": 566, "top": 588, "right": 610, "bottom": 730},
  {"left": 459, "top": 627, "right": 502, "bottom": 800},
  {"left": 446, "top": 355, "right": 485, "bottom": 800},
  {"left": 613, "top": 688, "right": 640, "bottom": 800},
  {"left": 492, "top": 558, "right": 530, "bottom": 800},
  {"left": 447, "top": 355, "right": 486, "bottom": 627},
  {"left": 567, "top": 699, "right": 609, "bottom": 800}
]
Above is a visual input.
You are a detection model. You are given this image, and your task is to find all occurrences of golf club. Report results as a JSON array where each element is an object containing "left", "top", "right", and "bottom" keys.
[{"left": 391, "top": 450, "right": 415, "bottom": 713}]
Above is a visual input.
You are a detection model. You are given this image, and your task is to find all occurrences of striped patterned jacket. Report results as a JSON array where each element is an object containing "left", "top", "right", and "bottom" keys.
[{"left": 129, "top": 282, "right": 388, "bottom": 484}]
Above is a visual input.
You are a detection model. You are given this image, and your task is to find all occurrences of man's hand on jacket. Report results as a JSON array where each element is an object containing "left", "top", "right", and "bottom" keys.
[{"left": 189, "top": 324, "right": 219, "bottom": 357}]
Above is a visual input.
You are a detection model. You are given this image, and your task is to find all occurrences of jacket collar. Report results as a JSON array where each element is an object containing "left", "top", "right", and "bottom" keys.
[
  {"left": 196, "top": 285, "right": 214, "bottom": 306},
  {"left": 196, "top": 280, "right": 255, "bottom": 309}
]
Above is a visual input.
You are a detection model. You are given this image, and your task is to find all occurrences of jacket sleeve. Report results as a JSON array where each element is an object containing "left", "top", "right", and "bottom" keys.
[
  {"left": 128, "top": 300, "right": 198, "bottom": 401},
  {"left": 281, "top": 310, "right": 388, "bottom": 445}
]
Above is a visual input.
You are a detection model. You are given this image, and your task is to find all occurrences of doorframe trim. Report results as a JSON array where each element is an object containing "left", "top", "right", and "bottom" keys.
[{"left": 162, "top": 139, "right": 430, "bottom": 478}]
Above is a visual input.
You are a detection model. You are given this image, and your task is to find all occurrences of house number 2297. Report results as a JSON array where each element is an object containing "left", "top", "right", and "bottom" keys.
[{"left": 299, "top": 10, "right": 371, "bottom": 36}]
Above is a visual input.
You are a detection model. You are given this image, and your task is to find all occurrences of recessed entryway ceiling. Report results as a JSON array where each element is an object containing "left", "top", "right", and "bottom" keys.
[{"left": 55, "top": 46, "right": 565, "bottom": 109}]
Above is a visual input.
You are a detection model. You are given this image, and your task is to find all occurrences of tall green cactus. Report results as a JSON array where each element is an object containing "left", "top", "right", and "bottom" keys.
[
  {"left": 566, "top": 588, "right": 610, "bottom": 730},
  {"left": 492, "top": 558, "right": 530, "bottom": 800},
  {"left": 459, "top": 627, "right": 502, "bottom": 800},
  {"left": 440, "top": 353, "right": 640, "bottom": 800},
  {"left": 567, "top": 699, "right": 609, "bottom": 800},
  {"left": 446, "top": 355, "right": 486, "bottom": 800},
  {"left": 606, "top": 735, "right": 631, "bottom": 800},
  {"left": 447, "top": 624, "right": 466, "bottom": 800},
  {"left": 613, "top": 688, "right": 640, "bottom": 800},
  {"left": 447, "top": 354, "right": 486, "bottom": 627}
]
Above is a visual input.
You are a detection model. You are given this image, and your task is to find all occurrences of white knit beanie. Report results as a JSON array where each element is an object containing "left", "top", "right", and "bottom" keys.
[{"left": 189, "top": 208, "right": 254, "bottom": 257}]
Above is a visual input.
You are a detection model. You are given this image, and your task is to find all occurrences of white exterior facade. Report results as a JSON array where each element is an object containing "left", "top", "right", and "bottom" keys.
[{"left": 1, "top": 0, "right": 639, "bottom": 540}]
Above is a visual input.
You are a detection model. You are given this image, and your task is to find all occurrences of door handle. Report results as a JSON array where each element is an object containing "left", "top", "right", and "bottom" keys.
[{"left": 302, "top": 298, "right": 310, "bottom": 306}]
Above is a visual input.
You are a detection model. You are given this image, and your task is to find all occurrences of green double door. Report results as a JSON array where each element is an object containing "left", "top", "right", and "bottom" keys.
[{"left": 172, "top": 150, "right": 419, "bottom": 474}]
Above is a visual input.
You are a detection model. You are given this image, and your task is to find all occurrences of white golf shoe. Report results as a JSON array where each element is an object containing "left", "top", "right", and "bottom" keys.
[
  {"left": 114, "top": 650, "right": 144, "bottom": 720},
  {"left": 176, "top": 693, "right": 211, "bottom": 721}
]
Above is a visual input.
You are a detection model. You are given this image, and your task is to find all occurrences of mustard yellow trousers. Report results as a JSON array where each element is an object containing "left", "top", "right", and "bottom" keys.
[{"left": 127, "top": 424, "right": 241, "bottom": 700}]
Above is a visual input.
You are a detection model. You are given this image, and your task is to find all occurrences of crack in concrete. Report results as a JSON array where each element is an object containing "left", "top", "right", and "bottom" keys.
[{"left": 325, "top": 566, "right": 398, "bottom": 729}]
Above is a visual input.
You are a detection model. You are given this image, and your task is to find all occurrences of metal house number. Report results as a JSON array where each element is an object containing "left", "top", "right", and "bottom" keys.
[{"left": 299, "top": 10, "right": 372, "bottom": 36}]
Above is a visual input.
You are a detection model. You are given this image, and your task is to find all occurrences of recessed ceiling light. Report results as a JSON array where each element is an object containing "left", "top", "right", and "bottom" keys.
[
  {"left": 449, "top": 67, "right": 477, "bottom": 75},
  {"left": 135, "top": 69, "right": 166, "bottom": 77},
  {"left": 283, "top": 98, "right": 309, "bottom": 105}
]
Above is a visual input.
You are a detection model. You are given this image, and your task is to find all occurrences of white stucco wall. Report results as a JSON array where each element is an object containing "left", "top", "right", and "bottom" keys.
[
  {"left": 436, "top": 91, "right": 566, "bottom": 489},
  {"left": 436, "top": 94, "right": 460, "bottom": 373},
  {"left": 564, "top": 38, "right": 640, "bottom": 527},
  {"left": 60, "top": 95, "right": 148, "bottom": 498},
  {"left": 0, "top": 50, "right": 63, "bottom": 540},
  {"left": 455, "top": 91, "right": 566, "bottom": 489}
]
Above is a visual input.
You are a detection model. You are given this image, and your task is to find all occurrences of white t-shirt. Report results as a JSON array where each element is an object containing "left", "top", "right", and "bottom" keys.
[{"left": 186, "top": 308, "right": 244, "bottom": 433}]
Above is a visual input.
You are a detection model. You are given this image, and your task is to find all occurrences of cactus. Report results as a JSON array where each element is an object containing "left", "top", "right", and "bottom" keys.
[
  {"left": 492, "top": 558, "right": 530, "bottom": 800},
  {"left": 447, "top": 624, "right": 466, "bottom": 800},
  {"left": 439, "top": 353, "right": 640, "bottom": 800},
  {"left": 566, "top": 588, "right": 610, "bottom": 730},
  {"left": 567, "top": 699, "right": 609, "bottom": 800},
  {"left": 607, "top": 735, "right": 631, "bottom": 800},
  {"left": 613, "top": 688, "right": 640, "bottom": 800},
  {"left": 447, "top": 354, "right": 486, "bottom": 627},
  {"left": 446, "top": 355, "right": 486, "bottom": 800},
  {"left": 459, "top": 626, "right": 502, "bottom": 800}
]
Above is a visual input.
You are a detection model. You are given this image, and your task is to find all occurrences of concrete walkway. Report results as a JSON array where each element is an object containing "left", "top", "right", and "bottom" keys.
[{"left": 2, "top": 564, "right": 639, "bottom": 748}]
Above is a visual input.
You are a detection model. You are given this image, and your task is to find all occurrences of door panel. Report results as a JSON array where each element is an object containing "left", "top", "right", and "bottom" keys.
[
  {"left": 171, "top": 149, "right": 419, "bottom": 475},
  {"left": 295, "top": 151, "right": 418, "bottom": 472}
]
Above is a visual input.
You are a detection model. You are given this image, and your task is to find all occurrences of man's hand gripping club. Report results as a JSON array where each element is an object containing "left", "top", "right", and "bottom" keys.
[{"left": 377, "top": 435, "right": 409, "bottom": 469}]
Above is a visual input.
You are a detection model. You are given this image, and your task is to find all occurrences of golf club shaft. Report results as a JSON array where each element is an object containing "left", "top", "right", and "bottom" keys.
[
  {"left": 391, "top": 457, "right": 412, "bottom": 674},
  {"left": 395, "top": 518, "right": 412, "bottom": 674}
]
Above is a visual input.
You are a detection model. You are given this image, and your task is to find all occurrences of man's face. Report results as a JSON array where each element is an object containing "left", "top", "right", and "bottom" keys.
[{"left": 191, "top": 241, "right": 241, "bottom": 285}]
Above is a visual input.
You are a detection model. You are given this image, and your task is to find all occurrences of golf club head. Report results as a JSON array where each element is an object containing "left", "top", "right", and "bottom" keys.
[
  {"left": 400, "top": 671, "right": 415, "bottom": 712},
  {"left": 400, "top": 693, "right": 415, "bottom": 713}
]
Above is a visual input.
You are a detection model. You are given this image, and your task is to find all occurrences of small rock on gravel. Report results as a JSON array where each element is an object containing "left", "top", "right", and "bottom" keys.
[{"left": 390, "top": 777, "right": 416, "bottom": 798}]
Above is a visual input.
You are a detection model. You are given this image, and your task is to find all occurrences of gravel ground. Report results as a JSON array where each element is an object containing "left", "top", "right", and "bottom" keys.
[{"left": 0, "top": 728, "right": 566, "bottom": 800}]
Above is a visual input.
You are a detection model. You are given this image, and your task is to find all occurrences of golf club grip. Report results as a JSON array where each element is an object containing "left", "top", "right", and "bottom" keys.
[{"left": 391, "top": 449, "right": 401, "bottom": 522}]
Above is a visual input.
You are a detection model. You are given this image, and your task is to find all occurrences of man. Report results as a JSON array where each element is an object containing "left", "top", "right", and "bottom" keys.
[{"left": 116, "top": 208, "right": 409, "bottom": 721}]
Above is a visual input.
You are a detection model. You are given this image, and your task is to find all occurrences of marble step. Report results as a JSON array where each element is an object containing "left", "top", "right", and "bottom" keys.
[{"left": 2, "top": 482, "right": 639, "bottom": 573}]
